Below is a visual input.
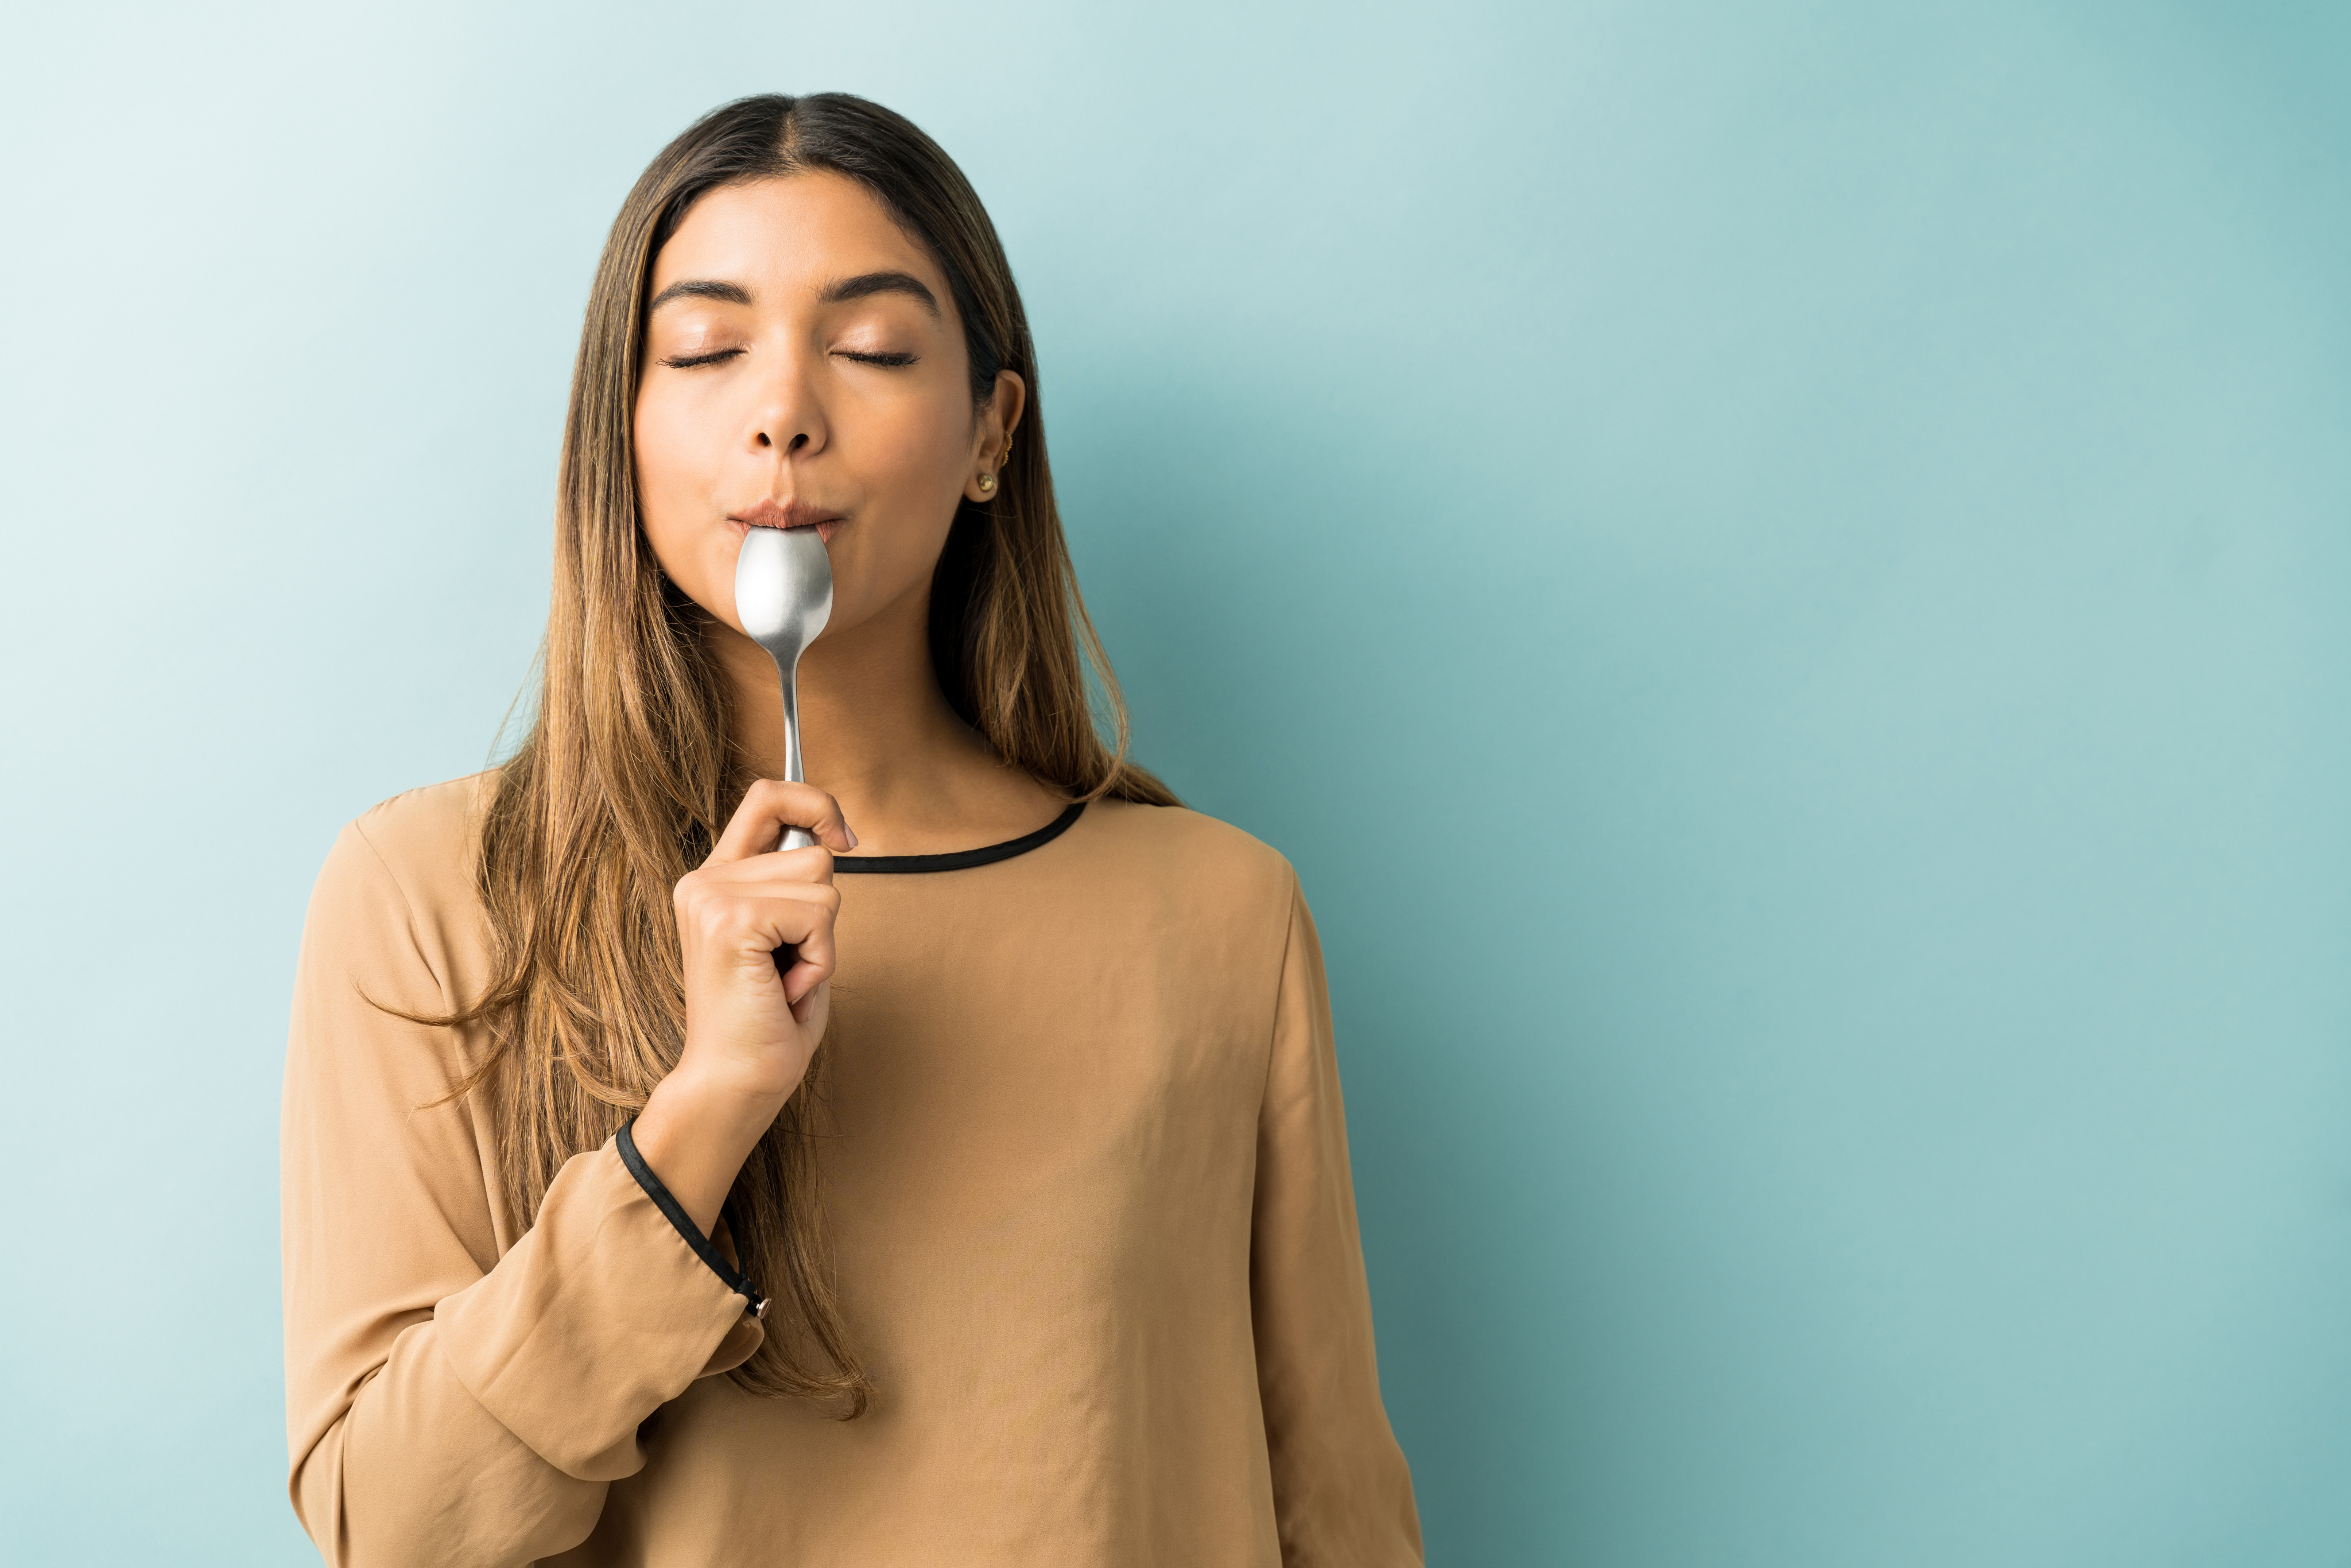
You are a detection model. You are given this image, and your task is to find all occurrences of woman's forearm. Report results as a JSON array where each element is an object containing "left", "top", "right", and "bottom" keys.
[{"left": 628, "top": 1066, "right": 793, "bottom": 1236}]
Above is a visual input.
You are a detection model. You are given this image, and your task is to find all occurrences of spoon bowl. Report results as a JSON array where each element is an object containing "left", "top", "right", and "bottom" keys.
[{"left": 734, "top": 524, "right": 833, "bottom": 850}]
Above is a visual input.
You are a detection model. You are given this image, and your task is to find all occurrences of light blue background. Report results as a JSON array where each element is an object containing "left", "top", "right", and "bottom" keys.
[{"left": 2, "top": 2, "right": 2346, "bottom": 1562}]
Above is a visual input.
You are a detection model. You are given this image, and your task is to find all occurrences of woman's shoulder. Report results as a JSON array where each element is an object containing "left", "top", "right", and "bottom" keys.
[
  {"left": 296, "top": 772, "right": 501, "bottom": 1015},
  {"left": 325, "top": 770, "right": 498, "bottom": 916},
  {"left": 1071, "top": 798, "right": 1302, "bottom": 909},
  {"left": 351, "top": 769, "right": 494, "bottom": 842}
]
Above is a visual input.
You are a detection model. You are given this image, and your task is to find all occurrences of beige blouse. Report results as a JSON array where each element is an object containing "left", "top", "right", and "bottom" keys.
[{"left": 281, "top": 774, "right": 1422, "bottom": 1566}]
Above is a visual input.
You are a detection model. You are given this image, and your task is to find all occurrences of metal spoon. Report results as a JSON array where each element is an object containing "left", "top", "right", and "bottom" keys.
[{"left": 733, "top": 524, "right": 833, "bottom": 851}]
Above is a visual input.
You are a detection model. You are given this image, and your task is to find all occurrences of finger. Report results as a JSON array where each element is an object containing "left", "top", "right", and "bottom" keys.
[
  {"left": 695, "top": 889, "right": 836, "bottom": 996},
  {"left": 673, "top": 868, "right": 840, "bottom": 933},
  {"left": 678, "top": 872, "right": 836, "bottom": 956},
  {"left": 762, "top": 888, "right": 839, "bottom": 1006},
  {"left": 773, "top": 922, "right": 835, "bottom": 1007},
  {"left": 708, "top": 779, "right": 857, "bottom": 864},
  {"left": 704, "top": 843, "right": 840, "bottom": 887},
  {"left": 780, "top": 949, "right": 830, "bottom": 1009},
  {"left": 715, "top": 880, "right": 840, "bottom": 1004},
  {"left": 788, "top": 975, "right": 830, "bottom": 1030}
]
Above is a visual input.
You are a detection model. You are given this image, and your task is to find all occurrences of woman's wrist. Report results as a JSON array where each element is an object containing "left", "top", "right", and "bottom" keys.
[{"left": 630, "top": 1066, "right": 791, "bottom": 1236}]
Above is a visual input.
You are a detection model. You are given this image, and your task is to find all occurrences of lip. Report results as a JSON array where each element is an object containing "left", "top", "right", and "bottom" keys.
[{"left": 730, "top": 498, "right": 844, "bottom": 545}]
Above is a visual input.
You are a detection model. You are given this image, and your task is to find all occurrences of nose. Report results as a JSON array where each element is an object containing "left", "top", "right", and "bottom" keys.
[{"left": 751, "top": 350, "right": 826, "bottom": 459}]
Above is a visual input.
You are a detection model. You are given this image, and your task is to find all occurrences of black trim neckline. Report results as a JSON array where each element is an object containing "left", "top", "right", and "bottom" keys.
[{"left": 832, "top": 800, "right": 1085, "bottom": 875}]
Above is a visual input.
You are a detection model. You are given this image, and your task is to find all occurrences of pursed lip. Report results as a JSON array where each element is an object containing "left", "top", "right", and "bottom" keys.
[{"left": 730, "top": 498, "right": 844, "bottom": 545}]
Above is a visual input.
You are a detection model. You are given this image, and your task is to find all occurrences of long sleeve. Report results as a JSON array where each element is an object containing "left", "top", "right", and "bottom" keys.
[
  {"left": 1250, "top": 880, "right": 1424, "bottom": 1565},
  {"left": 281, "top": 814, "right": 761, "bottom": 1567}
]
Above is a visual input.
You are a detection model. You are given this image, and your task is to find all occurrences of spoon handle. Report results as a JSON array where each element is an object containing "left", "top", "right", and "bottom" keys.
[
  {"left": 769, "top": 651, "right": 812, "bottom": 980},
  {"left": 777, "top": 653, "right": 817, "bottom": 852}
]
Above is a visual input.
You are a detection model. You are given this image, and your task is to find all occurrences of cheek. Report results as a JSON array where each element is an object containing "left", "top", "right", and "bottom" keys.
[
  {"left": 856, "top": 389, "right": 956, "bottom": 473},
  {"left": 852, "top": 400, "right": 971, "bottom": 565},
  {"left": 630, "top": 393, "right": 727, "bottom": 608},
  {"left": 633, "top": 392, "right": 701, "bottom": 510},
  {"left": 871, "top": 395, "right": 976, "bottom": 526}
]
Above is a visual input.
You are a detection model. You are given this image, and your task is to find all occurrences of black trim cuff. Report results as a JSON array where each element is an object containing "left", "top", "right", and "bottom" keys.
[{"left": 615, "top": 1119, "right": 768, "bottom": 1320}]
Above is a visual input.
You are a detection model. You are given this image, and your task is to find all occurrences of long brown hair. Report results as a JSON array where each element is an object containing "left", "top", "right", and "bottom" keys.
[{"left": 451, "top": 94, "right": 1177, "bottom": 1413}]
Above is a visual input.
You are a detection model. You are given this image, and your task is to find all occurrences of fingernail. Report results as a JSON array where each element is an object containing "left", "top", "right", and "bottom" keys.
[{"left": 844, "top": 823, "right": 860, "bottom": 848}]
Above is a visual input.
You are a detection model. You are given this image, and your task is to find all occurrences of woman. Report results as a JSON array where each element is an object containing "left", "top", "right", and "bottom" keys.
[{"left": 282, "top": 92, "right": 1421, "bottom": 1566}]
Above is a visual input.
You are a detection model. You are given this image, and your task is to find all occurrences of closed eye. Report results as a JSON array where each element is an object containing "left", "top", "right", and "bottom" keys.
[
  {"left": 837, "top": 350, "right": 918, "bottom": 367},
  {"left": 659, "top": 348, "right": 744, "bottom": 370}
]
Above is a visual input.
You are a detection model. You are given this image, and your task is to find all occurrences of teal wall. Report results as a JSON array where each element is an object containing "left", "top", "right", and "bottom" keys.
[{"left": 3, "top": 3, "right": 2346, "bottom": 1562}]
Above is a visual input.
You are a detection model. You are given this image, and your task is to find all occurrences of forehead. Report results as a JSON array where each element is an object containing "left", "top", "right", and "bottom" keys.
[{"left": 649, "top": 172, "right": 946, "bottom": 303}]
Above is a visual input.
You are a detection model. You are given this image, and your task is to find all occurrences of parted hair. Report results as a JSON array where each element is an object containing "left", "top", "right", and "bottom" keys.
[{"left": 443, "top": 93, "right": 1177, "bottom": 1414}]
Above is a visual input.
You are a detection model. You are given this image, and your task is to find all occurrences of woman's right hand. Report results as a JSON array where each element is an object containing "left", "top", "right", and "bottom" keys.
[{"left": 629, "top": 779, "right": 857, "bottom": 1235}]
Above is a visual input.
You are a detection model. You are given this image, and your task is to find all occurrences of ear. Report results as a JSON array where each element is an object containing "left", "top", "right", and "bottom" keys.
[{"left": 964, "top": 370, "right": 1028, "bottom": 503}]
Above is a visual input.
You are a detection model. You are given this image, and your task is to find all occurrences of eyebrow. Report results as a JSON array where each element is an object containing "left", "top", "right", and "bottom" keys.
[
  {"left": 646, "top": 278, "right": 752, "bottom": 314},
  {"left": 644, "top": 270, "right": 943, "bottom": 321},
  {"left": 821, "top": 270, "right": 940, "bottom": 316}
]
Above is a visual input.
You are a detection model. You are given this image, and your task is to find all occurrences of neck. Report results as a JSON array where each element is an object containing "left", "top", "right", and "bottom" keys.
[{"left": 711, "top": 580, "right": 1062, "bottom": 856}]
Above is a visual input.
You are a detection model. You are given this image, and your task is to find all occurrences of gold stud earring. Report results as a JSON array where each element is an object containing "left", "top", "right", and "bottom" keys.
[{"left": 977, "top": 472, "right": 997, "bottom": 493}]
